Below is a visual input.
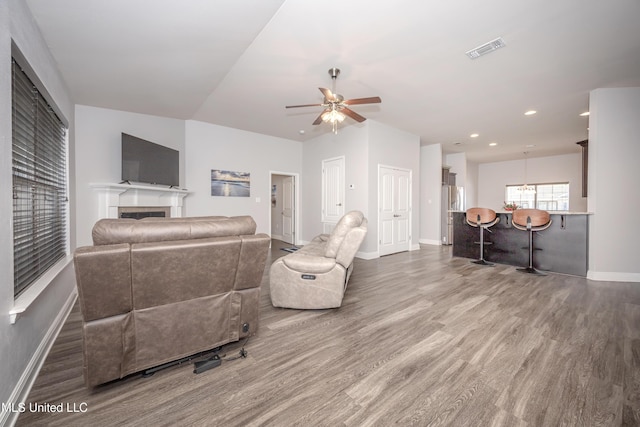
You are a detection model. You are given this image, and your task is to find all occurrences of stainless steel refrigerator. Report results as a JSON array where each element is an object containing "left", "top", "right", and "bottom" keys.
[{"left": 441, "top": 185, "right": 465, "bottom": 245}]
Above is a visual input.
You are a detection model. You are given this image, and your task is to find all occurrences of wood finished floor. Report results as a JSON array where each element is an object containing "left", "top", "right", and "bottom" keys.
[{"left": 16, "top": 241, "right": 640, "bottom": 426}]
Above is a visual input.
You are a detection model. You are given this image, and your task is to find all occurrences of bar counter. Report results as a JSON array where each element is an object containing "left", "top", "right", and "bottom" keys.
[{"left": 452, "top": 211, "right": 589, "bottom": 276}]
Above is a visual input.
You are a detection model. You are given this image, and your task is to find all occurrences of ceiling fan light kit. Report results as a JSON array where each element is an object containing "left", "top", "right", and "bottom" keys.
[
  {"left": 321, "top": 108, "right": 346, "bottom": 134},
  {"left": 286, "top": 68, "right": 382, "bottom": 134}
]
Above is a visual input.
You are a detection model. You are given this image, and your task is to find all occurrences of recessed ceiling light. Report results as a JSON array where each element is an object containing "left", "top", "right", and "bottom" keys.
[
  {"left": 580, "top": 111, "right": 590, "bottom": 116},
  {"left": 489, "top": 142, "right": 497, "bottom": 146},
  {"left": 299, "top": 130, "right": 305, "bottom": 135},
  {"left": 470, "top": 133, "right": 479, "bottom": 138},
  {"left": 524, "top": 110, "right": 537, "bottom": 116},
  {"left": 525, "top": 144, "right": 536, "bottom": 148}
]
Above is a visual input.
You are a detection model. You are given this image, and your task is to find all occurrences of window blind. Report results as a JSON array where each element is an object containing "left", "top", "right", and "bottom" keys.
[{"left": 12, "top": 57, "right": 68, "bottom": 297}]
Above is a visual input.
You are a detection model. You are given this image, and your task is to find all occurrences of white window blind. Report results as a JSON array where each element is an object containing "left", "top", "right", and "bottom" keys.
[{"left": 12, "top": 57, "right": 68, "bottom": 297}]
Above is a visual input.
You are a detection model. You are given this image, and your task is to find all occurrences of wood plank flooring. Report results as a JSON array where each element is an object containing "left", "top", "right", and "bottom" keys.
[{"left": 15, "top": 241, "right": 640, "bottom": 426}]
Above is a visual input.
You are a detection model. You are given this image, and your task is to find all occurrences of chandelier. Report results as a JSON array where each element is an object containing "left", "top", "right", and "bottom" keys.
[{"left": 517, "top": 152, "right": 536, "bottom": 193}]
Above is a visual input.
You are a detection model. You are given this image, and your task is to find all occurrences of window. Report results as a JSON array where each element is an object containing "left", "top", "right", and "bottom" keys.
[
  {"left": 12, "top": 56, "right": 69, "bottom": 297},
  {"left": 505, "top": 183, "right": 569, "bottom": 211}
]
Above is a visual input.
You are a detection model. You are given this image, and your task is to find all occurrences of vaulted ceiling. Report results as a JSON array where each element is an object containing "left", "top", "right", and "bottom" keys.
[{"left": 25, "top": 0, "right": 640, "bottom": 162}]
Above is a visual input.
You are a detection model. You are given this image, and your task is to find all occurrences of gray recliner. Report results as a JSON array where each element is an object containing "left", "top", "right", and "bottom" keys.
[
  {"left": 74, "top": 215, "right": 270, "bottom": 387},
  {"left": 269, "top": 211, "right": 368, "bottom": 309}
]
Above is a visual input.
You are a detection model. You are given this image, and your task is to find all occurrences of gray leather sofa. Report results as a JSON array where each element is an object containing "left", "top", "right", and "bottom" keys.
[
  {"left": 74, "top": 215, "right": 269, "bottom": 387},
  {"left": 269, "top": 211, "right": 367, "bottom": 309}
]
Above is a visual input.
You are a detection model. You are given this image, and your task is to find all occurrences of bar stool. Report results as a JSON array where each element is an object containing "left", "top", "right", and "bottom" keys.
[
  {"left": 512, "top": 208, "right": 552, "bottom": 275},
  {"left": 465, "top": 207, "right": 500, "bottom": 266}
]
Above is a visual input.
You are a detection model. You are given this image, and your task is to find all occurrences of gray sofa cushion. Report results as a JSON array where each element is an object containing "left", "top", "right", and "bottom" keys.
[{"left": 92, "top": 215, "right": 257, "bottom": 245}]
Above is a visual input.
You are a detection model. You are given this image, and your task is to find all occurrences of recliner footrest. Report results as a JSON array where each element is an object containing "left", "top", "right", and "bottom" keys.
[{"left": 193, "top": 355, "right": 221, "bottom": 374}]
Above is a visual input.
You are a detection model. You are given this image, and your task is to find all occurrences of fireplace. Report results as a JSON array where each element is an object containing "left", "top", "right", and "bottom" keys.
[
  {"left": 91, "top": 183, "right": 189, "bottom": 220},
  {"left": 118, "top": 206, "right": 171, "bottom": 219}
]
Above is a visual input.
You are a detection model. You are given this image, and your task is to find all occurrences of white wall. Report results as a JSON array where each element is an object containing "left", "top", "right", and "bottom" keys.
[
  {"left": 477, "top": 153, "right": 587, "bottom": 212},
  {"left": 445, "top": 151, "right": 470, "bottom": 209},
  {"left": 368, "top": 120, "right": 421, "bottom": 251},
  {"left": 1, "top": 2, "right": 77, "bottom": 424},
  {"left": 74, "top": 108, "right": 304, "bottom": 244},
  {"left": 301, "top": 124, "right": 370, "bottom": 247},
  {"left": 300, "top": 120, "right": 420, "bottom": 256},
  {"left": 588, "top": 87, "right": 640, "bottom": 282},
  {"left": 420, "top": 144, "right": 443, "bottom": 245},
  {"left": 466, "top": 160, "right": 479, "bottom": 208},
  {"left": 74, "top": 105, "right": 186, "bottom": 246},
  {"left": 184, "top": 120, "right": 302, "bottom": 236}
]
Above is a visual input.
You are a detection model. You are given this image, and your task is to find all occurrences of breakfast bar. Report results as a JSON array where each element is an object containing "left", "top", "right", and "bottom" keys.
[{"left": 452, "top": 211, "right": 589, "bottom": 276}]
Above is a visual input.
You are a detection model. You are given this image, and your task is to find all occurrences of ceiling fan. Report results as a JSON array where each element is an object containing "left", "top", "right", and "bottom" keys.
[{"left": 286, "top": 68, "right": 382, "bottom": 134}]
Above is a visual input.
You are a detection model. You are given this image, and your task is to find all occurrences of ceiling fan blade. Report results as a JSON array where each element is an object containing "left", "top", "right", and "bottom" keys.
[
  {"left": 285, "top": 103, "right": 324, "bottom": 109},
  {"left": 319, "top": 87, "right": 337, "bottom": 102},
  {"left": 343, "top": 96, "right": 382, "bottom": 105},
  {"left": 342, "top": 107, "right": 367, "bottom": 123},
  {"left": 312, "top": 111, "right": 326, "bottom": 125}
]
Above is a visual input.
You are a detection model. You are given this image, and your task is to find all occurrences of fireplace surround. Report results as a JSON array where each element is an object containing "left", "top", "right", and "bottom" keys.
[{"left": 90, "top": 183, "right": 189, "bottom": 220}]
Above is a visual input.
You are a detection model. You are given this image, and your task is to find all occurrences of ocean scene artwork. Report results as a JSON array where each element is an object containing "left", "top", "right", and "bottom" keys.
[{"left": 211, "top": 169, "right": 250, "bottom": 197}]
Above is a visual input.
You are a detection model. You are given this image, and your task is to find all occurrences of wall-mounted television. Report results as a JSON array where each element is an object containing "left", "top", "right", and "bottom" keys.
[{"left": 121, "top": 133, "right": 179, "bottom": 187}]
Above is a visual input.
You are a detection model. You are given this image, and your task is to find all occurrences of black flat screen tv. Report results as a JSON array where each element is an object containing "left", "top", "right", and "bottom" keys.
[{"left": 121, "top": 133, "right": 179, "bottom": 187}]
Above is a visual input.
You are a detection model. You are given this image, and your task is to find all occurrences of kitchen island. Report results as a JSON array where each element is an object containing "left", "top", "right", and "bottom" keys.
[{"left": 452, "top": 211, "right": 589, "bottom": 276}]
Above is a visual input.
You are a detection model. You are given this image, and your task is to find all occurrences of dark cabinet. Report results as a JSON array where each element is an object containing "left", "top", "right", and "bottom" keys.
[{"left": 442, "top": 167, "right": 456, "bottom": 186}]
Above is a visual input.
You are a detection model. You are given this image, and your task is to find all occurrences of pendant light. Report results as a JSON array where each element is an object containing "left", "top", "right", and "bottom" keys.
[{"left": 517, "top": 152, "right": 536, "bottom": 193}]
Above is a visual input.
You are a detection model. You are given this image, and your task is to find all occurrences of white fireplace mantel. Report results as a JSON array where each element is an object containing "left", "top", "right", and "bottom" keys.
[{"left": 90, "top": 183, "right": 189, "bottom": 219}]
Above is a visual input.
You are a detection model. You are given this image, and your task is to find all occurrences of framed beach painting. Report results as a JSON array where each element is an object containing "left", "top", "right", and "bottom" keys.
[{"left": 211, "top": 169, "right": 250, "bottom": 197}]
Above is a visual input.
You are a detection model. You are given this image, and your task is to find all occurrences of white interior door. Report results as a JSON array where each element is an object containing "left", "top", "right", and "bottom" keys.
[
  {"left": 322, "top": 156, "right": 345, "bottom": 226},
  {"left": 282, "top": 176, "right": 294, "bottom": 244},
  {"left": 379, "top": 166, "right": 411, "bottom": 256}
]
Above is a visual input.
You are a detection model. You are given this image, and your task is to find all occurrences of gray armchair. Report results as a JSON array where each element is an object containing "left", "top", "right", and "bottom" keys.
[
  {"left": 270, "top": 211, "right": 368, "bottom": 309},
  {"left": 74, "top": 216, "right": 270, "bottom": 386}
]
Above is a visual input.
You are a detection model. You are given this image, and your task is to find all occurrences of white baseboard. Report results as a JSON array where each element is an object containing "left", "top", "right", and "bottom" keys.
[
  {"left": 587, "top": 271, "right": 640, "bottom": 283},
  {"left": 357, "top": 245, "right": 420, "bottom": 259},
  {"left": 419, "top": 238, "right": 442, "bottom": 246},
  {"left": 2, "top": 289, "right": 77, "bottom": 427},
  {"left": 356, "top": 250, "right": 379, "bottom": 260}
]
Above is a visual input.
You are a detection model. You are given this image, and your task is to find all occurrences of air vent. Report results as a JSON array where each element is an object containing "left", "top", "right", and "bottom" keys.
[{"left": 465, "top": 37, "right": 506, "bottom": 59}]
